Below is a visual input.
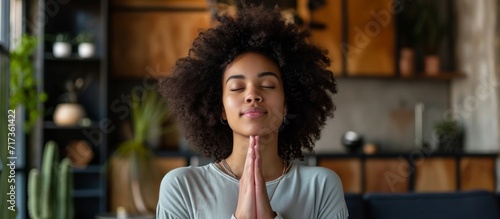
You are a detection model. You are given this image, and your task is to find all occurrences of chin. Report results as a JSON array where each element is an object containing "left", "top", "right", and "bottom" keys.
[{"left": 243, "top": 127, "right": 276, "bottom": 137}]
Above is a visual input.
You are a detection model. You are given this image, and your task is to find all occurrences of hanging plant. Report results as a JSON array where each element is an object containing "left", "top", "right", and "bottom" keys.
[{"left": 10, "top": 34, "right": 47, "bottom": 132}]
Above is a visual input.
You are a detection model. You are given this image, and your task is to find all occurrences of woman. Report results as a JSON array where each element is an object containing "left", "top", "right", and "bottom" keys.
[{"left": 157, "top": 5, "right": 347, "bottom": 219}]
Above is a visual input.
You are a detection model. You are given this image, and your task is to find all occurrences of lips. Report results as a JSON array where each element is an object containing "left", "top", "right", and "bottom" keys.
[{"left": 241, "top": 107, "right": 266, "bottom": 118}]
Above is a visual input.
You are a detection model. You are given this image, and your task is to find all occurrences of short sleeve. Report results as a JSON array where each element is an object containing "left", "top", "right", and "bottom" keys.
[
  {"left": 316, "top": 167, "right": 349, "bottom": 219},
  {"left": 156, "top": 168, "right": 192, "bottom": 219},
  {"left": 156, "top": 204, "right": 183, "bottom": 219}
]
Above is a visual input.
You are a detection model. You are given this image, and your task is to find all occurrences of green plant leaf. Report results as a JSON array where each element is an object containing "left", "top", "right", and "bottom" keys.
[{"left": 9, "top": 34, "right": 47, "bottom": 133}]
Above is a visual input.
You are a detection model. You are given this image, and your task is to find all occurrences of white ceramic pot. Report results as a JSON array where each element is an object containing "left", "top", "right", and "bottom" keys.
[
  {"left": 78, "top": 43, "right": 95, "bottom": 58},
  {"left": 53, "top": 42, "right": 72, "bottom": 58},
  {"left": 53, "top": 103, "right": 86, "bottom": 126}
]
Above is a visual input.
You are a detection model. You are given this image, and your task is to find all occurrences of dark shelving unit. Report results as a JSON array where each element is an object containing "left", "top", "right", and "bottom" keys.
[{"left": 37, "top": 0, "right": 109, "bottom": 218}]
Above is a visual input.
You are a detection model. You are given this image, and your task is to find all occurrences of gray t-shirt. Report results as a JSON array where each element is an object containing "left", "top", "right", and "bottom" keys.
[{"left": 156, "top": 163, "right": 348, "bottom": 219}]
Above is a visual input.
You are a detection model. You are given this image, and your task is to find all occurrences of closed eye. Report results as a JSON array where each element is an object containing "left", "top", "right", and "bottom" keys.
[
  {"left": 262, "top": 86, "right": 275, "bottom": 89},
  {"left": 230, "top": 88, "right": 244, "bottom": 92}
]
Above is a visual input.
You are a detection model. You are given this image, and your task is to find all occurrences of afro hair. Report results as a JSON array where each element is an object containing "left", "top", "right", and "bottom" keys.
[{"left": 158, "top": 5, "right": 337, "bottom": 161}]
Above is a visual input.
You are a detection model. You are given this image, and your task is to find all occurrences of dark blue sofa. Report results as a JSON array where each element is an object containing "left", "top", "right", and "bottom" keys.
[{"left": 345, "top": 190, "right": 499, "bottom": 219}]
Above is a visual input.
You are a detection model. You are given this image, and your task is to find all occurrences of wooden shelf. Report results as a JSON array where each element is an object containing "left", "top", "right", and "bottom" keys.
[
  {"left": 110, "top": 0, "right": 209, "bottom": 10},
  {"left": 43, "top": 121, "right": 100, "bottom": 130},
  {"left": 73, "top": 189, "right": 103, "bottom": 198},
  {"left": 45, "top": 53, "right": 101, "bottom": 62},
  {"left": 72, "top": 165, "right": 104, "bottom": 173},
  {"left": 338, "top": 72, "right": 466, "bottom": 81}
]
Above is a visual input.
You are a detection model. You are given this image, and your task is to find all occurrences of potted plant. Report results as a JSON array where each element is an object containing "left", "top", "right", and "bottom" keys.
[
  {"left": 434, "top": 117, "right": 464, "bottom": 153},
  {"left": 28, "top": 141, "right": 74, "bottom": 219},
  {"left": 414, "top": 0, "right": 448, "bottom": 76},
  {"left": 52, "top": 33, "right": 72, "bottom": 58},
  {"left": 75, "top": 33, "right": 95, "bottom": 58},
  {"left": 53, "top": 76, "right": 90, "bottom": 126},
  {"left": 397, "top": 1, "right": 418, "bottom": 77},
  {"left": 109, "top": 90, "right": 176, "bottom": 215}
]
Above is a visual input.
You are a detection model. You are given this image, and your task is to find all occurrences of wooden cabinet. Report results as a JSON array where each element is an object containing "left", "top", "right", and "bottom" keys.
[
  {"left": 304, "top": 0, "right": 458, "bottom": 78},
  {"left": 460, "top": 157, "right": 496, "bottom": 191},
  {"left": 110, "top": 0, "right": 211, "bottom": 78},
  {"left": 365, "top": 158, "right": 409, "bottom": 193},
  {"left": 307, "top": 0, "right": 343, "bottom": 75},
  {"left": 319, "top": 158, "right": 362, "bottom": 193},
  {"left": 346, "top": 0, "right": 395, "bottom": 76},
  {"left": 317, "top": 153, "right": 497, "bottom": 193},
  {"left": 414, "top": 158, "right": 456, "bottom": 192},
  {"left": 109, "top": 0, "right": 459, "bottom": 79}
]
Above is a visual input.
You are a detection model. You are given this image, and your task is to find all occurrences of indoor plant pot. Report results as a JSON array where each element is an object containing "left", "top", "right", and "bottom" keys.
[
  {"left": 110, "top": 90, "right": 175, "bottom": 215},
  {"left": 52, "top": 33, "right": 72, "bottom": 58},
  {"left": 75, "top": 33, "right": 95, "bottom": 58},
  {"left": 424, "top": 54, "right": 440, "bottom": 76},
  {"left": 434, "top": 117, "right": 464, "bottom": 153},
  {"left": 414, "top": 1, "right": 448, "bottom": 76},
  {"left": 78, "top": 42, "right": 95, "bottom": 58},
  {"left": 53, "top": 103, "right": 86, "bottom": 126},
  {"left": 399, "top": 47, "right": 415, "bottom": 77}
]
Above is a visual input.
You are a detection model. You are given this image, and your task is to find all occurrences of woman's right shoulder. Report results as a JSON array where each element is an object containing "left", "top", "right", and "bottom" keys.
[{"left": 160, "top": 165, "right": 211, "bottom": 186}]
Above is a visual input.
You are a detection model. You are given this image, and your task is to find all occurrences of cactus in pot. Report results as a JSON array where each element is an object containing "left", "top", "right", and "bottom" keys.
[{"left": 28, "top": 141, "right": 74, "bottom": 219}]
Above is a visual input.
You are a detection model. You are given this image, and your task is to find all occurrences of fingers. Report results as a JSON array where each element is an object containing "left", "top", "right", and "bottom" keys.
[
  {"left": 247, "top": 136, "right": 255, "bottom": 183},
  {"left": 235, "top": 136, "right": 257, "bottom": 218},
  {"left": 254, "top": 136, "right": 274, "bottom": 217},
  {"left": 254, "top": 136, "right": 264, "bottom": 189}
]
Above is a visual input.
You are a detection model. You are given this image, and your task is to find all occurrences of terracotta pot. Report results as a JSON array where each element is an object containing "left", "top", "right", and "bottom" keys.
[
  {"left": 425, "top": 55, "right": 440, "bottom": 76},
  {"left": 399, "top": 48, "right": 415, "bottom": 77},
  {"left": 53, "top": 103, "right": 86, "bottom": 126},
  {"left": 109, "top": 156, "right": 160, "bottom": 215}
]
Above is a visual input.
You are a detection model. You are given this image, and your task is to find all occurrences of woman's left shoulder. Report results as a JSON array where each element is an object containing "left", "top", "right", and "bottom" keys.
[{"left": 295, "top": 164, "right": 342, "bottom": 182}]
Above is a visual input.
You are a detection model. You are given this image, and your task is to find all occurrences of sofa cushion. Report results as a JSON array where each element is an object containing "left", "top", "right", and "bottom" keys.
[
  {"left": 365, "top": 190, "right": 499, "bottom": 219},
  {"left": 345, "top": 193, "right": 366, "bottom": 219}
]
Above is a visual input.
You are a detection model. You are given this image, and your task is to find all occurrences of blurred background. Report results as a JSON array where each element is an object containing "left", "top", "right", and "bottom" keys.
[{"left": 1, "top": 0, "right": 499, "bottom": 219}]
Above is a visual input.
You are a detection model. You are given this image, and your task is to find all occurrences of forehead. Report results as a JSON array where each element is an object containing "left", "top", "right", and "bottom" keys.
[{"left": 223, "top": 52, "right": 281, "bottom": 79}]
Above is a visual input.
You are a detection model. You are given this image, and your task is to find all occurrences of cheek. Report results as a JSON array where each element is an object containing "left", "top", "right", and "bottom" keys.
[{"left": 222, "top": 95, "right": 241, "bottom": 117}]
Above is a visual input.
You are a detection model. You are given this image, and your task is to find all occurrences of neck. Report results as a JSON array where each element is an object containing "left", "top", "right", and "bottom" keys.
[{"left": 225, "top": 133, "right": 284, "bottom": 181}]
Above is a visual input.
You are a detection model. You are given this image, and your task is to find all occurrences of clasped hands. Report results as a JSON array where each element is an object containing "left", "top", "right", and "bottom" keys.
[{"left": 234, "top": 136, "right": 277, "bottom": 219}]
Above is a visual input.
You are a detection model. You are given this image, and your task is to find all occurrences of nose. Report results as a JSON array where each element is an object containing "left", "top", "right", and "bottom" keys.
[
  {"left": 245, "top": 94, "right": 262, "bottom": 103},
  {"left": 245, "top": 84, "right": 263, "bottom": 103}
]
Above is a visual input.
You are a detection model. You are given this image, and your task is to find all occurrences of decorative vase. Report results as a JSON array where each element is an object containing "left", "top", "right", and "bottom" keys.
[
  {"left": 424, "top": 55, "right": 440, "bottom": 76},
  {"left": 342, "top": 131, "right": 364, "bottom": 153},
  {"left": 399, "top": 48, "right": 415, "bottom": 77},
  {"left": 53, "top": 42, "right": 72, "bottom": 58},
  {"left": 53, "top": 103, "right": 86, "bottom": 126},
  {"left": 78, "top": 42, "right": 95, "bottom": 58},
  {"left": 109, "top": 156, "right": 161, "bottom": 215}
]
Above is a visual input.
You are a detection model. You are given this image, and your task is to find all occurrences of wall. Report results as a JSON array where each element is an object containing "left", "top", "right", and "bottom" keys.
[
  {"left": 315, "top": 0, "right": 500, "bottom": 154},
  {"left": 315, "top": 78, "right": 450, "bottom": 153},
  {"left": 452, "top": 0, "right": 499, "bottom": 152}
]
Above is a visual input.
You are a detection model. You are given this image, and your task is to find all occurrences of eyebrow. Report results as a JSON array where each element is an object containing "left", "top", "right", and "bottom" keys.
[{"left": 225, "top": 71, "right": 280, "bottom": 84}]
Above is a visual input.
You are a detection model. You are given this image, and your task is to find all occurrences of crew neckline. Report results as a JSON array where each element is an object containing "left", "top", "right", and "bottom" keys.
[{"left": 209, "top": 162, "right": 295, "bottom": 185}]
